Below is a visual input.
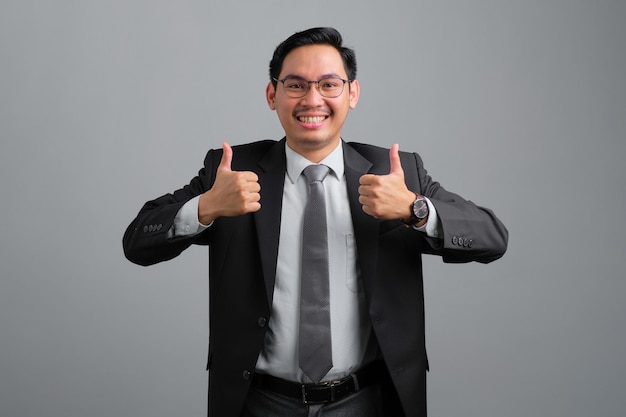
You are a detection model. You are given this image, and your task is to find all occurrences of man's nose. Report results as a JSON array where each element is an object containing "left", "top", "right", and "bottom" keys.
[{"left": 301, "top": 82, "right": 325, "bottom": 105}]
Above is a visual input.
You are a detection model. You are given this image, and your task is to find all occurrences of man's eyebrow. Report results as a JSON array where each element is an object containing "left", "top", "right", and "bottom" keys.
[{"left": 281, "top": 73, "right": 344, "bottom": 80}]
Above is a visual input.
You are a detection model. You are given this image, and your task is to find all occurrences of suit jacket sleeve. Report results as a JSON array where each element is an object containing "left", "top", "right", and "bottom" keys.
[
  {"left": 402, "top": 150, "right": 508, "bottom": 264},
  {"left": 122, "top": 149, "right": 222, "bottom": 266}
]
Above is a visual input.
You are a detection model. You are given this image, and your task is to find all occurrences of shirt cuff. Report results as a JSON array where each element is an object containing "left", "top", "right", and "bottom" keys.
[
  {"left": 414, "top": 197, "right": 441, "bottom": 239},
  {"left": 172, "top": 195, "right": 211, "bottom": 237}
]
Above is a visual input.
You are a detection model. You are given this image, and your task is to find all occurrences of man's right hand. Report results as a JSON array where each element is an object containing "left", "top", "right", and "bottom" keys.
[{"left": 198, "top": 142, "right": 261, "bottom": 225}]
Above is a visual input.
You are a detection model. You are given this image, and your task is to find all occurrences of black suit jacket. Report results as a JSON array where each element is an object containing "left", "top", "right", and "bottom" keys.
[{"left": 123, "top": 139, "right": 508, "bottom": 417}]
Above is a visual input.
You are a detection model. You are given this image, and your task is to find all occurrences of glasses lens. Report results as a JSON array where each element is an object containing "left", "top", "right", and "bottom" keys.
[
  {"left": 282, "top": 78, "right": 309, "bottom": 98},
  {"left": 318, "top": 78, "right": 345, "bottom": 98}
]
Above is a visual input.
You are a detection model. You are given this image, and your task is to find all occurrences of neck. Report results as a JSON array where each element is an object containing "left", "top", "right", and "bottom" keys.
[{"left": 286, "top": 138, "right": 341, "bottom": 163}]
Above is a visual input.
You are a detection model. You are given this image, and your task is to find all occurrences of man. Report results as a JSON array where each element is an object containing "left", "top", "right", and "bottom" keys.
[{"left": 123, "top": 27, "right": 508, "bottom": 417}]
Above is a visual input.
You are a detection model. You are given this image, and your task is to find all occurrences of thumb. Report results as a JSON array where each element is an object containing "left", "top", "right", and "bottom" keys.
[
  {"left": 389, "top": 144, "right": 404, "bottom": 176},
  {"left": 218, "top": 142, "right": 232, "bottom": 172}
]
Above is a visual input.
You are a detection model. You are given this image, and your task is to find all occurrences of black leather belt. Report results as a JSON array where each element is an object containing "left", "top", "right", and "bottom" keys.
[{"left": 252, "top": 361, "right": 385, "bottom": 405}]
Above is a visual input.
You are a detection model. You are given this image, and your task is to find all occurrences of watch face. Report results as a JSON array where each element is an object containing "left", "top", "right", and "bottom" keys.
[{"left": 413, "top": 198, "right": 429, "bottom": 219}]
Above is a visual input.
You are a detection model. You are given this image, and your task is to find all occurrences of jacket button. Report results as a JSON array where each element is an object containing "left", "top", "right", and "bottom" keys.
[
  {"left": 257, "top": 317, "right": 267, "bottom": 327},
  {"left": 463, "top": 238, "right": 469, "bottom": 247},
  {"left": 452, "top": 236, "right": 458, "bottom": 245},
  {"left": 242, "top": 370, "right": 252, "bottom": 380},
  {"left": 143, "top": 225, "right": 149, "bottom": 233},
  {"left": 468, "top": 239, "right": 473, "bottom": 248}
]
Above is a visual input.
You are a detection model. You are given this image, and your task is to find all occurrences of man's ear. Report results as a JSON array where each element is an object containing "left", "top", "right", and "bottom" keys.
[
  {"left": 349, "top": 79, "right": 360, "bottom": 109},
  {"left": 266, "top": 82, "right": 277, "bottom": 110}
]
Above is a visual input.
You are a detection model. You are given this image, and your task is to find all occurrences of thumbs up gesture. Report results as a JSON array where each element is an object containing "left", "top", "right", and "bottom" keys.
[
  {"left": 198, "top": 142, "right": 261, "bottom": 224},
  {"left": 358, "top": 144, "right": 416, "bottom": 220}
]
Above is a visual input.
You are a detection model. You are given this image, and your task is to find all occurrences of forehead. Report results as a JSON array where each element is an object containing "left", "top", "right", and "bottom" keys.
[{"left": 280, "top": 44, "right": 347, "bottom": 78}]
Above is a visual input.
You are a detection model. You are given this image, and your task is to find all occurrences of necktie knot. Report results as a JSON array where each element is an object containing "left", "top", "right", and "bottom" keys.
[{"left": 303, "top": 164, "right": 330, "bottom": 184}]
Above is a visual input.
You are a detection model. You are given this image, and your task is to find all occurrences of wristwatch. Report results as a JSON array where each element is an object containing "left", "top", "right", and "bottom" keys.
[{"left": 402, "top": 194, "right": 429, "bottom": 227}]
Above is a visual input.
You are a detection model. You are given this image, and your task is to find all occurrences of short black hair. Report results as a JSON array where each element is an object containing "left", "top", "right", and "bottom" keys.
[{"left": 269, "top": 27, "right": 357, "bottom": 86}]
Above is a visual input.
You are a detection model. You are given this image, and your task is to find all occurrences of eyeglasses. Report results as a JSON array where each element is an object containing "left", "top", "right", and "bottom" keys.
[{"left": 273, "top": 76, "right": 350, "bottom": 98}]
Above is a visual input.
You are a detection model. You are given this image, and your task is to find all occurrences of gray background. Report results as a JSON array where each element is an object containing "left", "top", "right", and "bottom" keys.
[{"left": 1, "top": 1, "right": 624, "bottom": 416}]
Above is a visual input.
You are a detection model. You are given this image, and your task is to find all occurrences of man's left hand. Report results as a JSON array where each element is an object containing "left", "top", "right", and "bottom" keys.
[{"left": 358, "top": 144, "right": 416, "bottom": 220}]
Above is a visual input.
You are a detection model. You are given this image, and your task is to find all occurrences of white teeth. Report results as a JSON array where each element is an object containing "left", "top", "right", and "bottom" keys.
[{"left": 298, "top": 116, "right": 325, "bottom": 123}]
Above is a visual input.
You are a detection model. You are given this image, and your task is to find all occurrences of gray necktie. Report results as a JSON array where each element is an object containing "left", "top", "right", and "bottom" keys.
[{"left": 299, "top": 164, "right": 333, "bottom": 383}]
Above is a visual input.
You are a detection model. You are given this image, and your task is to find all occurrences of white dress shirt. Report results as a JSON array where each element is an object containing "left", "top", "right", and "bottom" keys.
[{"left": 254, "top": 142, "right": 374, "bottom": 382}]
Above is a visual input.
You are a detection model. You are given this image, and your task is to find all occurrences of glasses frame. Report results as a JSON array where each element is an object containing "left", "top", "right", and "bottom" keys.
[{"left": 272, "top": 76, "right": 351, "bottom": 98}]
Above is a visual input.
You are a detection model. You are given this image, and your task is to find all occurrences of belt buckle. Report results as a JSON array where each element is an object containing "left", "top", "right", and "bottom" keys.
[{"left": 301, "top": 380, "right": 340, "bottom": 405}]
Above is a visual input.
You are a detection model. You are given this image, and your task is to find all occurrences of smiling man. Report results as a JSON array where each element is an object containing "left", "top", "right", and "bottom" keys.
[
  {"left": 123, "top": 27, "right": 508, "bottom": 417},
  {"left": 267, "top": 42, "right": 359, "bottom": 163}
]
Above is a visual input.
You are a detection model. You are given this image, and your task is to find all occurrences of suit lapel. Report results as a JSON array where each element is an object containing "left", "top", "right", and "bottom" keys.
[
  {"left": 342, "top": 142, "right": 380, "bottom": 293},
  {"left": 255, "top": 139, "right": 287, "bottom": 305}
]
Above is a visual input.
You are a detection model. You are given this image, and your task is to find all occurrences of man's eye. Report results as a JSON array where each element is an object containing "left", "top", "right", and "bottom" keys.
[{"left": 285, "top": 82, "right": 304, "bottom": 89}]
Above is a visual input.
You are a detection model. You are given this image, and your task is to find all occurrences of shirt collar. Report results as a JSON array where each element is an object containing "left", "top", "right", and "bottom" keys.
[{"left": 285, "top": 140, "right": 345, "bottom": 184}]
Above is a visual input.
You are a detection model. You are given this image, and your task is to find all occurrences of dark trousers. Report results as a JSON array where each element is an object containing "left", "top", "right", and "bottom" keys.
[{"left": 241, "top": 383, "right": 385, "bottom": 417}]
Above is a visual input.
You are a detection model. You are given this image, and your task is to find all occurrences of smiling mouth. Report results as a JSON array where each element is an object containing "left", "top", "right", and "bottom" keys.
[{"left": 297, "top": 116, "right": 327, "bottom": 123}]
